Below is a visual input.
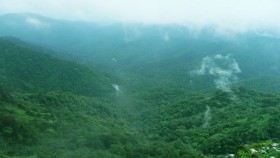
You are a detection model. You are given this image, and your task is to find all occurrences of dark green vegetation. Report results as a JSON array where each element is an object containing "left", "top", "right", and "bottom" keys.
[
  {"left": 1, "top": 13, "right": 280, "bottom": 157},
  {"left": 0, "top": 38, "right": 113, "bottom": 96},
  {"left": 0, "top": 38, "right": 206, "bottom": 158}
]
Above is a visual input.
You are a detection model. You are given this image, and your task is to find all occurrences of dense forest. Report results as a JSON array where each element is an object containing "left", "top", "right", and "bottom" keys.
[{"left": 0, "top": 13, "right": 280, "bottom": 158}]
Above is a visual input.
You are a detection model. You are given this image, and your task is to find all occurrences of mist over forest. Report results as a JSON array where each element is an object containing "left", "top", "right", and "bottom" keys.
[{"left": 1, "top": 1, "right": 280, "bottom": 158}]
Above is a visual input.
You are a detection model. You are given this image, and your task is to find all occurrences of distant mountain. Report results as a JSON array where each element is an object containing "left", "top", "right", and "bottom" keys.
[
  {"left": 1, "top": 13, "right": 280, "bottom": 93},
  {"left": 0, "top": 37, "right": 114, "bottom": 96}
]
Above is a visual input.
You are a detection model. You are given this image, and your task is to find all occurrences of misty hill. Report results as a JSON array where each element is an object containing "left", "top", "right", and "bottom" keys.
[
  {"left": 1, "top": 13, "right": 280, "bottom": 93},
  {"left": 0, "top": 37, "right": 114, "bottom": 96},
  {"left": 1, "top": 13, "right": 280, "bottom": 158},
  {"left": 0, "top": 36, "right": 203, "bottom": 157}
]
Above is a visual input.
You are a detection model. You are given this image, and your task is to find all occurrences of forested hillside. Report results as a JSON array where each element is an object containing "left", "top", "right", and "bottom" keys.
[
  {"left": 1, "top": 13, "right": 280, "bottom": 158},
  {"left": 1, "top": 14, "right": 280, "bottom": 93},
  {"left": 0, "top": 38, "right": 113, "bottom": 96},
  {"left": 0, "top": 38, "right": 207, "bottom": 158}
]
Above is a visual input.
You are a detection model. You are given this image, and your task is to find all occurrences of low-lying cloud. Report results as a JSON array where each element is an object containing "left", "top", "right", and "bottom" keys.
[
  {"left": 112, "top": 84, "right": 121, "bottom": 97},
  {"left": 203, "top": 105, "right": 211, "bottom": 128},
  {"left": 193, "top": 54, "right": 241, "bottom": 92},
  {"left": 1, "top": 0, "right": 280, "bottom": 32},
  {"left": 25, "top": 17, "right": 50, "bottom": 29}
]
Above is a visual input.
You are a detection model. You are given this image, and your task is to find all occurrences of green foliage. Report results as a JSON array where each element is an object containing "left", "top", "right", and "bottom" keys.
[
  {"left": 0, "top": 38, "right": 113, "bottom": 96},
  {"left": 126, "top": 86, "right": 280, "bottom": 156},
  {"left": 0, "top": 103, "right": 38, "bottom": 145},
  {"left": 1, "top": 22, "right": 280, "bottom": 157}
]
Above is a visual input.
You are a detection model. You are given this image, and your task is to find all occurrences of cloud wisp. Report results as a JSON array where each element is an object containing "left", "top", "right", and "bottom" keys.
[
  {"left": 112, "top": 84, "right": 121, "bottom": 97},
  {"left": 203, "top": 105, "right": 211, "bottom": 128},
  {"left": 25, "top": 17, "right": 50, "bottom": 29},
  {"left": 193, "top": 54, "right": 241, "bottom": 92},
  {"left": 0, "top": 0, "right": 280, "bottom": 32}
]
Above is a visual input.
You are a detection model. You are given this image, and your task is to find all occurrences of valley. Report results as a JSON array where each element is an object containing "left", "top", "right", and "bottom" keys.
[{"left": 0, "top": 13, "right": 280, "bottom": 158}]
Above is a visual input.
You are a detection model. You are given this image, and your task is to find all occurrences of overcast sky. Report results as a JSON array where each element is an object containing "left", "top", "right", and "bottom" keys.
[{"left": 0, "top": 0, "right": 280, "bottom": 30}]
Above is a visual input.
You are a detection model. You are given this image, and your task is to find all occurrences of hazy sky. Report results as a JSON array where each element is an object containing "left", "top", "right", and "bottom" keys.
[{"left": 0, "top": 0, "right": 279, "bottom": 29}]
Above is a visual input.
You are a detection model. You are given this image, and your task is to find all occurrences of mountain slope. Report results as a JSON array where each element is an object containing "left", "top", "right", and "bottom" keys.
[
  {"left": 1, "top": 13, "right": 280, "bottom": 158},
  {"left": 127, "top": 86, "right": 280, "bottom": 156},
  {"left": 0, "top": 37, "right": 114, "bottom": 96},
  {"left": 0, "top": 37, "right": 204, "bottom": 158},
  {"left": 1, "top": 13, "right": 280, "bottom": 93}
]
